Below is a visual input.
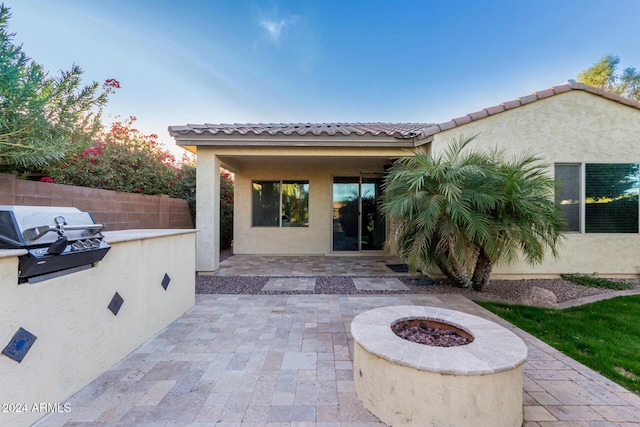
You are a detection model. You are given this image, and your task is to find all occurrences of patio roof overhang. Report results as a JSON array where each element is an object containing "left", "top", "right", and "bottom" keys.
[{"left": 169, "top": 122, "right": 430, "bottom": 173}]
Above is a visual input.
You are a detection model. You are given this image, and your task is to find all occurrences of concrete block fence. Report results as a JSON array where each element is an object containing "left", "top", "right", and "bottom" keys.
[{"left": 0, "top": 173, "right": 193, "bottom": 230}]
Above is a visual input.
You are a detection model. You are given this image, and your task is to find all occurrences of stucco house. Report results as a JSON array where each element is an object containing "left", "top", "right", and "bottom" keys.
[{"left": 169, "top": 80, "right": 640, "bottom": 277}]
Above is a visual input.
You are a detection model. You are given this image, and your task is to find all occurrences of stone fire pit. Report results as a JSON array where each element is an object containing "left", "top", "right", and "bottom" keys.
[{"left": 351, "top": 306, "right": 528, "bottom": 427}]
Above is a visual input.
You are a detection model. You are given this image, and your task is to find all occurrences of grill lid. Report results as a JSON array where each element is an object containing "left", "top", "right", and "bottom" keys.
[
  {"left": 0, "top": 206, "right": 110, "bottom": 283},
  {"left": 0, "top": 206, "right": 105, "bottom": 248}
]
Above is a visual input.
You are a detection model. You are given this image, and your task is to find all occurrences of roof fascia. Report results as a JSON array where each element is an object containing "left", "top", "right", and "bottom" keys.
[{"left": 174, "top": 133, "right": 415, "bottom": 148}]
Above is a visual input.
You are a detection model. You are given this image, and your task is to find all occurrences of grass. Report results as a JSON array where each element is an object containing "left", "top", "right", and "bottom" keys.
[
  {"left": 560, "top": 273, "right": 634, "bottom": 290},
  {"left": 478, "top": 295, "right": 640, "bottom": 395}
]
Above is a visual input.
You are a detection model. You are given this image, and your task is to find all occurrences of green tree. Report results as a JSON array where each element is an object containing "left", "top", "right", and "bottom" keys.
[
  {"left": 382, "top": 136, "right": 566, "bottom": 290},
  {"left": 470, "top": 149, "right": 566, "bottom": 290},
  {"left": 578, "top": 54, "right": 640, "bottom": 101},
  {"left": 0, "top": 4, "right": 112, "bottom": 171},
  {"left": 382, "top": 136, "right": 497, "bottom": 288}
]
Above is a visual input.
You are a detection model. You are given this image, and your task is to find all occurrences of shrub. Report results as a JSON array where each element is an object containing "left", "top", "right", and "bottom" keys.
[
  {"left": 171, "top": 160, "right": 234, "bottom": 250},
  {"left": 220, "top": 170, "right": 233, "bottom": 249},
  {"left": 47, "top": 116, "right": 178, "bottom": 195},
  {"left": 561, "top": 273, "right": 633, "bottom": 290}
]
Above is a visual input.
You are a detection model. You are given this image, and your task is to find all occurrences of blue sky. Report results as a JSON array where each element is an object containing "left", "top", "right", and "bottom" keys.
[{"left": 6, "top": 0, "right": 640, "bottom": 153}]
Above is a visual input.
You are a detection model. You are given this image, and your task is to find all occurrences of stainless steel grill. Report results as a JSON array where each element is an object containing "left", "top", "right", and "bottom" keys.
[{"left": 0, "top": 206, "right": 110, "bottom": 283}]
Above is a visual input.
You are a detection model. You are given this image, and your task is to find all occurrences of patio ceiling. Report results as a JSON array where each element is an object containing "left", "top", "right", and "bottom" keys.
[{"left": 216, "top": 154, "right": 398, "bottom": 173}]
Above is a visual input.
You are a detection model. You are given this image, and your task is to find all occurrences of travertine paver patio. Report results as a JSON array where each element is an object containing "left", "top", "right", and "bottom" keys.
[
  {"left": 351, "top": 277, "right": 409, "bottom": 291},
  {"left": 263, "top": 278, "right": 317, "bottom": 292},
  {"left": 36, "top": 293, "right": 640, "bottom": 426},
  {"left": 212, "top": 255, "right": 406, "bottom": 276}
]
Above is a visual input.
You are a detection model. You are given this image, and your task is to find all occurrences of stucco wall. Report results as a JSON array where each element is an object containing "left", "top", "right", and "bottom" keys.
[
  {"left": 431, "top": 90, "right": 640, "bottom": 276},
  {"left": 234, "top": 159, "right": 389, "bottom": 255},
  {"left": 0, "top": 230, "right": 195, "bottom": 426}
]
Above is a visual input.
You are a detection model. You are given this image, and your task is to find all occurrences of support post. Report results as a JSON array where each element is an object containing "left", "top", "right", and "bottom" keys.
[{"left": 195, "top": 150, "right": 220, "bottom": 272}]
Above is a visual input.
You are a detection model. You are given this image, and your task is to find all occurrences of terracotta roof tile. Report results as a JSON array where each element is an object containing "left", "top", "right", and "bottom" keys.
[
  {"left": 532, "top": 88, "right": 555, "bottom": 99},
  {"left": 468, "top": 110, "right": 489, "bottom": 120},
  {"left": 501, "top": 99, "right": 522, "bottom": 110},
  {"left": 484, "top": 105, "right": 506, "bottom": 115},
  {"left": 437, "top": 121, "right": 457, "bottom": 132},
  {"left": 452, "top": 115, "right": 472, "bottom": 126},
  {"left": 168, "top": 122, "right": 432, "bottom": 138},
  {"left": 551, "top": 84, "right": 571, "bottom": 94},
  {"left": 518, "top": 94, "right": 538, "bottom": 105},
  {"left": 169, "top": 81, "right": 640, "bottom": 144}
]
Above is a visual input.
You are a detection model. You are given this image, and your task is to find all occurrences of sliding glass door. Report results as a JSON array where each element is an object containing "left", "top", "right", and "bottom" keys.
[{"left": 332, "top": 177, "right": 385, "bottom": 251}]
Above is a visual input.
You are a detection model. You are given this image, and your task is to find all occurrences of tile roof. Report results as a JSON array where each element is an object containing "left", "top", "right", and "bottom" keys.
[
  {"left": 168, "top": 81, "right": 640, "bottom": 143},
  {"left": 412, "top": 80, "right": 640, "bottom": 141},
  {"left": 168, "top": 122, "right": 432, "bottom": 138}
]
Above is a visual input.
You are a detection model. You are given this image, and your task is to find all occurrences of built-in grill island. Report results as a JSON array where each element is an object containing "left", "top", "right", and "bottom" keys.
[{"left": 0, "top": 206, "right": 110, "bottom": 283}]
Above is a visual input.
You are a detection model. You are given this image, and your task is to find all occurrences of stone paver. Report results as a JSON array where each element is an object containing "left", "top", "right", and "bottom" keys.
[
  {"left": 214, "top": 255, "right": 405, "bottom": 276},
  {"left": 34, "top": 294, "right": 640, "bottom": 427},
  {"left": 352, "top": 277, "right": 409, "bottom": 291},
  {"left": 263, "top": 277, "right": 317, "bottom": 291}
]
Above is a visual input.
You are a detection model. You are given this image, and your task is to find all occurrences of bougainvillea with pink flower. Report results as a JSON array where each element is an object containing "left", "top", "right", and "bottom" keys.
[{"left": 47, "top": 116, "right": 180, "bottom": 196}]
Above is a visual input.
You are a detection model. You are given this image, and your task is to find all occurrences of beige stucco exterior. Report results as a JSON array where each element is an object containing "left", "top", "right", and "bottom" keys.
[
  {"left": 172, "top": 87, "right": 640, "bottom": 276},
  {"left": 429, "top": 90, "right": 640, "bottom": 277},
  {"left": 0, "top": 230, "right": 195, "bottom": 427}
]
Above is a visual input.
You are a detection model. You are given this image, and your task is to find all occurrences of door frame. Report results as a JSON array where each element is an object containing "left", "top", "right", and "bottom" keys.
[{"left": 331, "top": 175, "right": 385, "bottom": 253}]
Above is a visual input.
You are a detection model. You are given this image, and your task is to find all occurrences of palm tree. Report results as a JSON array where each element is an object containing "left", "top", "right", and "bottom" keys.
[
  {"left": 471, "top": 149, "right": 565, "bottom": 290},
  {"left": 381, "top": 135, "right": 497, "bottom": 288},
  {"left": 382, "top": 135, "right": 566, "bottom": 290}
]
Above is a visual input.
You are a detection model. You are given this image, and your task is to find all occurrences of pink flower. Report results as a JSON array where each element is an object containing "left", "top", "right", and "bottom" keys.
[{"left": 103, "top": 78, "right": 121, "bottom": 89}]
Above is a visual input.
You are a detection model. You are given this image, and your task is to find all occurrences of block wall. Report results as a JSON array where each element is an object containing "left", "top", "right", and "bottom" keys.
[{"left": 0, "top": 173, "right": 193, "bottom": 230}]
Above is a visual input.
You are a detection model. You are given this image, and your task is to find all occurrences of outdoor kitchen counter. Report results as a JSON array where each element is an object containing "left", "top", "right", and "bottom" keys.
[
  {"left": 1, "top": 227, "right": 196, "bottom": 427},
  {"left": 0, "top": 248, "right": 26, "bottom": 259},
  {"left": 103, "top": 229, "right": 196, "bottom": 243},
  {"left": 0, "top": 230, "right": 196, "bottom": 259}
]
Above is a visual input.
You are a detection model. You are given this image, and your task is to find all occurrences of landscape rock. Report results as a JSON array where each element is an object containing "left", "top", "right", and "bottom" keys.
[{"left": 518, "top": 286, "right": 559, "bottom": 308}]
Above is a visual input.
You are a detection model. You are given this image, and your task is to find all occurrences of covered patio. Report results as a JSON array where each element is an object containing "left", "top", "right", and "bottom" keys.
[{"left": 168, "top": 123, "right": 431, "bottom": 274}]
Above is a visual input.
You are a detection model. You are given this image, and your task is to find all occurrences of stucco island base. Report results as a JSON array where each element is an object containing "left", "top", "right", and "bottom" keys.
[{"left": 351, "top": 306, "right": 528, "bottom": 427}]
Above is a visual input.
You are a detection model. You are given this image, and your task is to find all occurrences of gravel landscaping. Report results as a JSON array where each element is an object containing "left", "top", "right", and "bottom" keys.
[{"left": 196, "top": 274, "right": 640, "bottom": 304}]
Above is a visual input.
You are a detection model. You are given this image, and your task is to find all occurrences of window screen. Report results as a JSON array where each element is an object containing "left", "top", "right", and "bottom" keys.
[
  {"left": 252, "top": 181, "right": 280, "bottom": 226},
  {"left": 585, "top": 164, "right": 639, "bottom": 233},
  {"left": 555, "top": 164, "right": 581, "bottom": 232}
]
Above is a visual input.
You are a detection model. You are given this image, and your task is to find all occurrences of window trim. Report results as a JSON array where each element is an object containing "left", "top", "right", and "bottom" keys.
[
  {"left": 555, "top": 162, "right": 639, "bottom": 234},
  {"left": 251, "top": 179, "right": 309, "bottom": 228}
]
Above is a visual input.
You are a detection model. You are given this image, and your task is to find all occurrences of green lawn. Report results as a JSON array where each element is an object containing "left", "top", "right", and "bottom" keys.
[{"left": 477, "top": 295, "right": 640, "bottom": 395}]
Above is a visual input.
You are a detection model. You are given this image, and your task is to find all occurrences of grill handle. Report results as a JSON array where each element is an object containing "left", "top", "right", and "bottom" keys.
[{"left": 23, "top": 224, "right": 106, "bottom": 241}]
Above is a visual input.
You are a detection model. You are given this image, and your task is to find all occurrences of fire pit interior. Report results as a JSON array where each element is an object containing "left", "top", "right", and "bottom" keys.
[
  {"left": 392, "top": 318, "right": 473, "bottom": 347},
  {"left": 352, "top": 305, "right": 528, "bottom": 427}
]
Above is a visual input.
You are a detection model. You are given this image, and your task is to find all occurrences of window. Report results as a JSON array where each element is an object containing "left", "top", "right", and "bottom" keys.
[
  {"left": 555, "top": 164, "right": 581, "bottom": 232},
  {"left": 252, "top": 180, "right": 309, "bottom": 227},
  {"left": 555, "top": 163, "right": 639, "bottom": 233}
]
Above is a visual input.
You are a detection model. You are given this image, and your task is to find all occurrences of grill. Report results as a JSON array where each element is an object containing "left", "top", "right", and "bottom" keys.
[{"left": 0, "top": 206, "right": 110, "bottom": 283}]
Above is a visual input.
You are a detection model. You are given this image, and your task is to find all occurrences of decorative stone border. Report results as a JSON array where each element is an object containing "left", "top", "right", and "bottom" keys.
[{"left": 351, "top": 305, "right": 528, "bottom": 427}]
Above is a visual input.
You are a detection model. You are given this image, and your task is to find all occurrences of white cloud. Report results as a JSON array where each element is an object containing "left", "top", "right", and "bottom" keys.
[
  {"left": 259, "top": 14, "right": 299, "bottom": 45},
  {"left": 260, "top": 19, "right": 286, "bottom": 43}
]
